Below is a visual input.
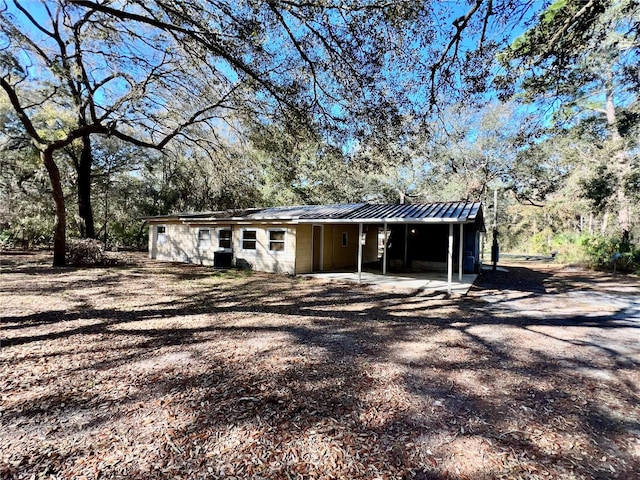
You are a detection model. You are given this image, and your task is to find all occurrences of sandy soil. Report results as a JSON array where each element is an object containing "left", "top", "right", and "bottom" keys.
[{"left": 1, "top": 251, "right": 639, "bottom": 479}]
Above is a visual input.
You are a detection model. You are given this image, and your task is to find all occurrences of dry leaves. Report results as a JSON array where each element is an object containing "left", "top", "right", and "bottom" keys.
[{"left": 1, "top": 253, "right": 639, "bottom": 479}]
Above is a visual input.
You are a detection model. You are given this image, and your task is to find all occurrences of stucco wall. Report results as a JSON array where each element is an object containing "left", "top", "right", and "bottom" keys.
[
  {"left": 328, "top": 224, "right": 358, "bottom": 269},
  {"left": 148, "top": 220, "right": 381, "bottom": 274},
  {"left": 295, "top": 224, "right": 312, "bottom": 274},
  {"left": 149, "top": 221, "right": 196, "bottom": 263},
  {"left": 364, "top": 227, "right": 379, "bottom": 263},
  {"left": 232, "top": 223, "right": 297, "bottom": 274}
]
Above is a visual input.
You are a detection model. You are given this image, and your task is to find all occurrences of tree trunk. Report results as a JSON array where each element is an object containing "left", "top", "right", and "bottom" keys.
[
  {"left": 601, "top": 212, "right": 609, "bottom": 235},
  {"left": 42, "top": 150, "right": 66, "bottom": 267},
  {"left": 77, "top": 133, "right": 95, "bottom": 238},
  {"left": 605, "top": 84, "right": 631, "bottom": 240}
]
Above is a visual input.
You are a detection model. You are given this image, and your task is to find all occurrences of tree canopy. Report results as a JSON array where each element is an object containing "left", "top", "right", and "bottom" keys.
[{"left": 0, "top": 0, "right": 638, "bottom": 266}]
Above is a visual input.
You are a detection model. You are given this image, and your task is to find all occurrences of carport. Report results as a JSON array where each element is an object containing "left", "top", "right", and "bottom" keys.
[{"left": 299, "top": 202, "right": 485, "bottom": 294}]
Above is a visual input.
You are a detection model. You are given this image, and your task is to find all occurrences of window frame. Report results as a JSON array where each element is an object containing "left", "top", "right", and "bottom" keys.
[
  {"left": 197, "top": 228, "right": 211, "bottom": 248},
  {"left": 157, "top": 225, "right": 167, "bottom": 244},
  {"left": 217, "top": 228, "right": 232, "bottom": 251},
  {"left": 241, "top": 228, "right": 258, "bottom": 251},
  {"left": 268, "top": 228, "right": 286, "bottom": 253}
]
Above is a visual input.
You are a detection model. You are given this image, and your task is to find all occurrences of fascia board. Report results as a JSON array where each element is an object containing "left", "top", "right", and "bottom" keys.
[{"left": 296, "top": 218, "right": 476, "bottom": 224}]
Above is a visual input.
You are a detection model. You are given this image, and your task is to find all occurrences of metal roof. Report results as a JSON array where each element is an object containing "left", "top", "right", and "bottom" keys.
[
  {"left": 145, "top": 201, "right": 483, "bottom": 225},
  {"left": 338, "top": 202, "right": 482, "bottom": 223},
  {"left": 246, "top": 203, "right": 367, "bottom": 220}
]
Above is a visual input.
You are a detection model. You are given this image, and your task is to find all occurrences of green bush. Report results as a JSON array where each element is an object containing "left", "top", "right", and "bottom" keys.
[
  {"left": 582, "top": 235, "right": 640, "bottom": 273},
  {"left": 108, "top": 222, "right": 148, "bottom": 250},
  {"left": 0, "top": 230, "right": 14, "bottom": 250}
]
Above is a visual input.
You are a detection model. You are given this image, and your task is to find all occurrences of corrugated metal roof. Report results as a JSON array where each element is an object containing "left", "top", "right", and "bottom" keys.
[
  {"left": 145, "top": 201, "right": 483, "bottom": 224},
  {"left": 335, "top": 201, "right": 482, "bottom": 223},
  {"left": 247, "top": 203, "right": 366, "bottom": 220}
]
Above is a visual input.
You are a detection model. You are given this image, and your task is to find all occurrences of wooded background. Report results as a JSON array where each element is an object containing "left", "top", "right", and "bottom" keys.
[{"left": 0, "top": 0, "right": 638, "bottom": 268}]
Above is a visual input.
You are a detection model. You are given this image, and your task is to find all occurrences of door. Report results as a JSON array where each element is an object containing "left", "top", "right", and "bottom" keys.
[{"left": 312, "top": 225, "right": 322, "bottom": 271}]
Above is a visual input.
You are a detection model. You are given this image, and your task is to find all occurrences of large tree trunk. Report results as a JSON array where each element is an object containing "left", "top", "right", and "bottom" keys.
[
  {"left": 77, "top": 133, "right": 95, "bottom": 238},
  {"left": 605, "top": 84, "right": 631, "bottom": 241},
  {"left": 42, "top": 150, "right": 66, "bottom": 267}
]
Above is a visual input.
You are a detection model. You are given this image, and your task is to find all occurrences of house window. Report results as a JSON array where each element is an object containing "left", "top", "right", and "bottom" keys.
[
  {"left": 197, "top": 228, "right": 211, "bottom": 248},
  {"left": 269, "top": 229, "right": 286, "bottom": 252},
  {"left": 242, "top": 230, "right": 257, "bottom": 250},
  {"left": 218, "top": 229, "right": 232, "bottom": 249},
  {"left": 157, "top": 225, "right": 167, "bottom": 244},
  {"left": 341, "top": 232, "right": 348, "bottom": 247}
]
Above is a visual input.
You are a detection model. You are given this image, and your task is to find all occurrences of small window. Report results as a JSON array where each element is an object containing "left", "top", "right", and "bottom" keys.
[
  {"left": 218, "top": 229, "right": 232, "bottom": 249},
  {"left": 157, "top": 225, "right": 167, "bottom": 244},
  {"left": 269, "top": 229, "right": 286, "bottom": 252},
  {"left": 341, "top": 232, "right": 348, "bottom": 247},
  {"left": 198, "top": 228, "right": 211, "bottom": 248},
  {"left": 242, "top": 230, "right": 257, "bottom": 250}
]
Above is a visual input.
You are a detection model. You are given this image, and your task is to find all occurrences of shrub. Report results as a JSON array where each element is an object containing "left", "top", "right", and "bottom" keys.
[
  {"left": 0, "top": 230, "right": 14, "bottom": 250},
  {"left": 66, "top": 238, "right": 109, "bottom": 266},
  {"left": 582, "top": 236, "right": 640, "bottom": 273}
]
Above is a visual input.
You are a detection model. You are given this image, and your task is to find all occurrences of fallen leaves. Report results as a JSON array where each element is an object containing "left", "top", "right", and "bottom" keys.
[{"left": 1, "top": 253, "right": 639, "bottom": 479}]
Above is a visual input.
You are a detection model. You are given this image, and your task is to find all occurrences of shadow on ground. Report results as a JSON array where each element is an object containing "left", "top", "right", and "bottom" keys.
[{"left": 1, "top": 253, "right": 639, "bottom": 479}]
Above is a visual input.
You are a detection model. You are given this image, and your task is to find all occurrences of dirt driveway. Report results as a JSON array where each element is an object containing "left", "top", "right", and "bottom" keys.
[{"left": 1, "top": 252, "right": 639, "bottom": 479}]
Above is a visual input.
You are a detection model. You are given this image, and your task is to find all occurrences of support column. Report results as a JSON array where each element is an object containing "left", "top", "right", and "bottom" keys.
[
  {"left": 447, "top": 223, "right": 453, "bottom": 294},
  {"left": 357, "top": 223, "right": 363, "bottom": 283},
  {"left": 458, "top": 223, "right": 464, "bottom": 282},
  {"left": 382, "top": 222, "right": 388, "bottom": 275}
]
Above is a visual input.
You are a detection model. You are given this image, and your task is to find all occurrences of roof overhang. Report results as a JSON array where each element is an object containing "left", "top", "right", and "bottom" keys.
[
  {"left": 144, "top": 201, "right": 486, "bottom": 231},
  {"left": 297, "top": 218, "right": 478, "bottom": 224}
]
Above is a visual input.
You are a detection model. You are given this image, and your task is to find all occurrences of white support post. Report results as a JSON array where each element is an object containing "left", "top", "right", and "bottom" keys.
[
  {"left": 458, "top": 223, "right": 464, "bottom": 282},
  {"left": 447, "top": 223, "right": 453, "bottom": 294},
  {"left": 382, "top": 222, "right": 388, "bottom": 275},
  {"left": 357, "top": 223, "right": 363, "bottom": 283}
]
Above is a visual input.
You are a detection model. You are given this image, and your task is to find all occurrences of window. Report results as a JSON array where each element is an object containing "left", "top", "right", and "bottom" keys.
[
  {"left": 218, "top": 229, "right": 232, "bottom": 249},
  {"left": 157, "top": 225, "right": 166, "bottom": 244},
  {"left": 341, "top": 232, "right": 348, "bottom": 247},
  {"left": 269, "top": 229, "right": 286, "bottom": 252},
  {"left": 197, "top": 228, "right": 211, "bottom": 248},
  {"left": 242, "top": 230, "right": 257, "bottom": 250}
]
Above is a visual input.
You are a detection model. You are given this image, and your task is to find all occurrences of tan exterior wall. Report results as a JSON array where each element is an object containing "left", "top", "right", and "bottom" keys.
[
  {"left": 364, "top": 227, "right": 379, "bottom": 263},
  {"left": 327, "top": 224, "right": 359, "bottom": 269},
  {"left": 232, "top": 223, "right": 297, "bottom": 274},
  {"left": 320, "top": 224, "right": 380, "bottom": 270},
  {"left": 149, "top": 221, "right": 197, "bottom": 263},
  {"left": 147, "top": 220, "right": 380, "bottom": 274},
  {"left": 295, "top": 224, "right": 312, "bottom": 274}
]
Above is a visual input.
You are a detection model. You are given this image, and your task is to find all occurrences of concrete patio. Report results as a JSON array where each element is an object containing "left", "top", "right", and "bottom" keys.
[{"left": 301, "top": 270, "right": 478, "bottom": 294}]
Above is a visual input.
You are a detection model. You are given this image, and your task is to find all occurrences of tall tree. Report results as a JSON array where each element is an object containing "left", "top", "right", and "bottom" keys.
[
  {"left": 1, "top": 0, "right": 548, "bottom": 265},
  {"left": 0, "top": 0, "right": 243, "bottom": 264},
  {"left": 498, "top": 0, "right": 640, "bottom": 241}
]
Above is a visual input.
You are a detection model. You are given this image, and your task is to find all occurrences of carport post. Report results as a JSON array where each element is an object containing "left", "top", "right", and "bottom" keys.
[
  {"left": 459, "top": 223, "right": 464, "bottom": 282},
  {"left": 382, "top": 222, "right": 388, "bottom": 275},
  {"left": 357, "top": 222, "right": 363, "bottom": 283},
  {"left": 447, "top": 223, "right": 453, "bottom": 294}
]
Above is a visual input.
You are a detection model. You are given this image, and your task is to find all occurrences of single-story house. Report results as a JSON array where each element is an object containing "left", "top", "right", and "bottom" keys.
[{"left": 145, "top": 202, "right": 486, "bottom": 286}]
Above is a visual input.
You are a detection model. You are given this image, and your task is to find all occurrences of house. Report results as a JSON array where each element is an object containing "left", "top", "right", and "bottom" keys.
[{"left": 145, "top": 202, "right": 486, "bottom": 285}]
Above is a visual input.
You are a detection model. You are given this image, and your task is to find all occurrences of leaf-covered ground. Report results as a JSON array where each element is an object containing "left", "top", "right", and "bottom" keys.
[{"left": 1, "top": 252, "right": 639, "bottom": 479}]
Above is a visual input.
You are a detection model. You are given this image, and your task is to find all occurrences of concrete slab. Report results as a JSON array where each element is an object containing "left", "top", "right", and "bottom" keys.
[{"left": 300, "top": 270, "right": 477, "bottom": 295}]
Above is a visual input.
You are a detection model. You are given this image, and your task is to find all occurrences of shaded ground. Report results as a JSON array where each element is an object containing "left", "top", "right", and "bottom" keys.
[{"left": 1, "top": 251, "right": 639, "bottom": 479}]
